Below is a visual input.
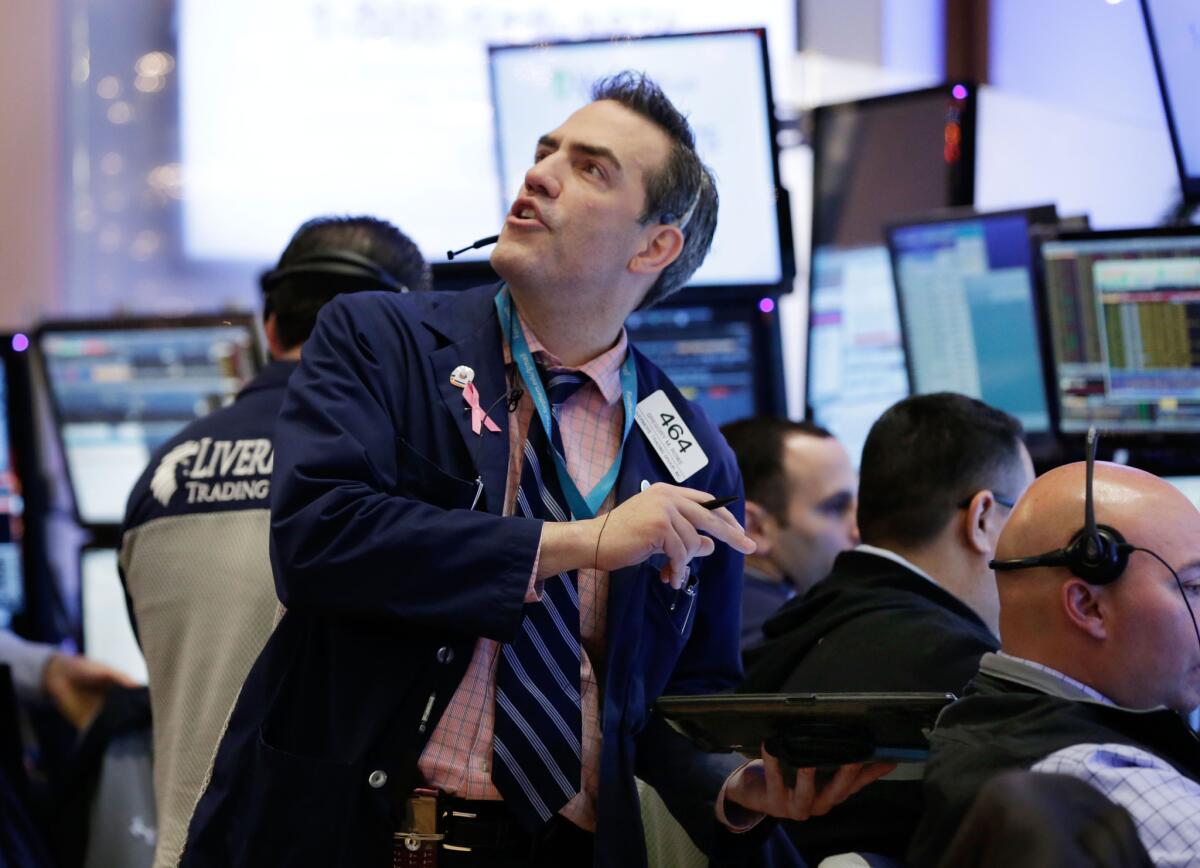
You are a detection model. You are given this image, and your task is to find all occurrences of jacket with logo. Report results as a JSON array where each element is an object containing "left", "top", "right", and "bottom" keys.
[{"left": 119, "top": 359, "right": 297, "bottom": 868}]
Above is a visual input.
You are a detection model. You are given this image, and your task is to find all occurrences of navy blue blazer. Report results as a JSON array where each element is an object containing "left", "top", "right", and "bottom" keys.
[{"left": 181, "top": 285, "right": 761, "bottom": 868}]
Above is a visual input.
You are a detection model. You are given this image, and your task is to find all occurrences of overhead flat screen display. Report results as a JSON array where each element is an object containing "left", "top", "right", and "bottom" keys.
[
  {"left": 806, "top": 86, "right": 976, "bottom": 463},
  {"left": 1041, "top": 229, "right": 1200, "bottom": 434},
  {"left": 490, "top": 29, "right": 785, "bottom": 288},
  {"left": 1141, "top": 0, "right": 1200, "bottom": 201},
  {"left": 178, "top": 0, "right": 795, "bottom": 265},
  {"left": 38, "top": 320, "right": 260, "bottom": 526},
  {"left": 889, "top": 207, "right": 1055, "bottom": 433}
]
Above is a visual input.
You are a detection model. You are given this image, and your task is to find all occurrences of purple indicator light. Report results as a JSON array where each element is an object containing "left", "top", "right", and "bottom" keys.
[
  {"left": 758, "top": 297, "right": 775, "bottom": 314},
  {"left": 952, "top": 84, "right": 968, "bottom": 101},
  {"left": 11, "top": 333, "right": 29, "bottom": 352}
]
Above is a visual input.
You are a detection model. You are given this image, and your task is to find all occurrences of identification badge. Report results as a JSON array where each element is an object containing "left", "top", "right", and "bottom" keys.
[{"left": 635, "top": 390, "right": 709, "bottom": 483}]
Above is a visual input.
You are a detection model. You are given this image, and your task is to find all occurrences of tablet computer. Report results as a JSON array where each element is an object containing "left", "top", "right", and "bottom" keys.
[{"left": 655, "top": 692, "right": 955, "bottom": 768}]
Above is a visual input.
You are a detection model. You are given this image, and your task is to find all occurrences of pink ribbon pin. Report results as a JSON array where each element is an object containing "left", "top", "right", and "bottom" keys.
[{"left": 463, "top": 381, "right": 501, "bottom": 435}]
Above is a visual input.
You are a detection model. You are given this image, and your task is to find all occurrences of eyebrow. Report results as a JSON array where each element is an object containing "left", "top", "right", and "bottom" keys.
[{"left": 536, "top": 134, "right": 623, "bottom": 173}]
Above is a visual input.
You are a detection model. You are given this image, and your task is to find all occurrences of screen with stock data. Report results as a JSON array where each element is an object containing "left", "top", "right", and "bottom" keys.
[
  {"left": 626, "top": 305, "right": 758, "bottom": 427},
  {"left": 1041, "top": 230, "right": 1200, "bottom": 434},
  {"left": 889, "top": 209, "right": 1052, "bottom": 432},
  {"left": 39, "top": 321, "right": 259, "bottom": 526}
]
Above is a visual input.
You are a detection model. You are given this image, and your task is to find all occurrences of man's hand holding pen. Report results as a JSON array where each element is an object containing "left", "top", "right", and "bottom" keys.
[{"left": 536, "top": 483, "right": 755, "bottom": 582}]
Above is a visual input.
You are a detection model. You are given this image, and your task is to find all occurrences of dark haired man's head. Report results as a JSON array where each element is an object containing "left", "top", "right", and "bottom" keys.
[
  {"left": 262, "top": 216, "right": 429, "bottom": 355},
  {"left": 721, "top": 416, "right": 858, "bottom": 595},
  {"left": 490, "top": 71, "right": 717, "bottom": 337},
  {"left": 856, "top": 393, "right": 1034, "bottom": 633},
  {"left": 589, "top": 72, "right": 719, "bottom": 308}
]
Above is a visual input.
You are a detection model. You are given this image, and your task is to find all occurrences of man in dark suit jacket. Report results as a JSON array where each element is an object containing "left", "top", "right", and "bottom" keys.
[
  {"left": 741, "top": 392, "right": 1035, "bottom": 863},
  {"left": 181, "top": 72, "right": 887, "bottom": 868}
]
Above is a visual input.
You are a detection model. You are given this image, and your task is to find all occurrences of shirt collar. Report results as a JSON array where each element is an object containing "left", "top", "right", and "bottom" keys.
[
  {"left": 504, "top": 304, "right": 628, "bottom": 406},
  {"left": 983, "top": 652, "right": 1117, "bottom": 706},
  {"left": 854, "top": 543, "right": 940, "bottom": 587}
]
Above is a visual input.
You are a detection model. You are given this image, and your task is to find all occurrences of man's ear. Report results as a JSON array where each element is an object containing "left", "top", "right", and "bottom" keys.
[
  {"left": 629, "top": 224, "right": 684, "bottom": 277},
  {"left": 744, "top": 500, "right": 777, "bottom": 557},
  {"left": 1062, "top": 578, "right": 1108, "bottom": 641},
  {"left": 962, "top": 490, "right": 999, "bottom": 556}
]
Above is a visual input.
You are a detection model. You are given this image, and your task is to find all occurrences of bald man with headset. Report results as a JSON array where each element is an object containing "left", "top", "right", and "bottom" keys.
[
  {"left": 909, "top": 435, "right": 1200, "bottom": 867},
  {"left": 120, "top": 216, "right": 429, "bottom": 868}
]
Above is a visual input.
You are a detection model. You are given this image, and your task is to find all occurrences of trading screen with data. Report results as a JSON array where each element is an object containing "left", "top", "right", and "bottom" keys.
[
  {"left": 889, "top": 209, "right": 1052, "bottom": 433},
  {"left": 1041, "top": 230, "right": 1200, "bottom": 434},
  {"left": 39, "top": 321, "right": 259, "bottom": 526},
  {"left": 626, "top": 305, "right": 760, "bottom": 427}
]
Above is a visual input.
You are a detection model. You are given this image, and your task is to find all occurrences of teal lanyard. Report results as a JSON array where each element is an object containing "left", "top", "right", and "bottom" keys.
[{"left": 495, "top": 288, "right": 637, "bottom": 520}]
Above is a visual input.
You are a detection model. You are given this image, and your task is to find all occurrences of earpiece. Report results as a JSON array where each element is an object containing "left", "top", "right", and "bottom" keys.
[
  {"left": 990, "top": 428, "right": 1132, "bottom": 585},
  {"left": 260, "top": 249, "right": 408, "bottom": 295}
]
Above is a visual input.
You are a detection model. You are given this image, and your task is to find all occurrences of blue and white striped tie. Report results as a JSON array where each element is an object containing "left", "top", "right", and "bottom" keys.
[{"left": 492, "top": 368, "right": 586, "bottom": 831}]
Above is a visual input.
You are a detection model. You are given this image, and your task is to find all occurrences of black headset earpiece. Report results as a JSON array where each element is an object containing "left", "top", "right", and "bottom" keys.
[
  {"left": 989, "top": 428, "right": 1133, "bottom": 585},
  {"left": 260, "top": 249, "right": 408, "bottom": 295}
]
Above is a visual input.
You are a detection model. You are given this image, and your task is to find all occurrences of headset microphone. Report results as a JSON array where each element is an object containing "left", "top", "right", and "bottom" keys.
[
  {"left": 447, "top": 234, "right": 500, "bottom": 261},
  {"left": 990, "top": 428, "right": 1133, "bottom": 584}
]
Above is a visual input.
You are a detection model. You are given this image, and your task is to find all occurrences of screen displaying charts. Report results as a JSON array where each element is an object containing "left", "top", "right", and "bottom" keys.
[
  {"left": 1041, "top": 230, "right": 1200, "bottom": 434},
  {"left": 805, "top": 245, "right": 909, "bottom": 464},
  {"left": 39, "top": 320, "right": 259, "bottom": 526},
  {"left": 490, "top": 29, "right": 784, "bottom": 288},
  {"left": 626, "top": 305, "right": 759, "bottom": 427},
  {"left": 889, "top": 209, "right": 1053, "bottom": 432}
]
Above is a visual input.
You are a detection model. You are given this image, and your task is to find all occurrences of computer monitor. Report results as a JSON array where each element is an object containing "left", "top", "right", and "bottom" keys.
[
  {"left": 888, "top": 206, "right": 1057, "bottom": 434},
  {"left": 80, "top": 548, "right": 147, "bottom": 685},
  {"left": 37, "top": 317, "right": 261, "bottom": 528},
  {"left": 626, "top": 301, "right": 782, "bottom": 428},
  {"left": 1039, "top": 227, "right": 1200, "bottom": 437},
  {"left": 0, "top": 339, "right": 34, "bottom": 631},
  {"left": 1141, "top": 0, "right": 1200, "bottom": 202},
  {"left": 806, "top": 85, "right": 977, "bottom": 463},
  {"left": 489, "top": 29, "right": 792, "bottom": 293}
]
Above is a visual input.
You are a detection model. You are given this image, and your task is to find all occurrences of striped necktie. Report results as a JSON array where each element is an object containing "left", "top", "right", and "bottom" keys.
[{"left": 492, "top": 367, "right": 586, "bottom": 831}]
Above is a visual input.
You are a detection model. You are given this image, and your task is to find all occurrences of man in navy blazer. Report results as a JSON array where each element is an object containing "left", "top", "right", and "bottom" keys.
[{"left": 182, "top": 72, "right": 887, "bottom": 868}]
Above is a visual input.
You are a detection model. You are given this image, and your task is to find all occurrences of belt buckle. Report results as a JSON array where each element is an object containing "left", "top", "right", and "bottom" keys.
[{"left": 393, "top": 789, "right": 445, "bottom": 867}]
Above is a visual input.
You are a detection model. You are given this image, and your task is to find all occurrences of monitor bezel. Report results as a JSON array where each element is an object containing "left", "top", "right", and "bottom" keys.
[
  {"left": 804, "top": 83, "right": 978, "bottom": 427},
  {"left": 34, "top": 313, "right": 264, "bottom": 531},
  {"left": 486, "top": 27, "right": 796, "bottom": 298},
  {"left": 1139, "top": 0, "right": 1200, "bottom": 204},
  {"left": 884, "top": 204, "right": 1060, "bottom": 454},
  {"left": 1033, "top": 224, "right": 1200, "bottom": 457}
]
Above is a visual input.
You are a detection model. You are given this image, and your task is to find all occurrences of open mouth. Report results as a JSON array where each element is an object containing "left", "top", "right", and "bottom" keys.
[{"left": 508, "top": 198, "right": 546, "bottom": 229}]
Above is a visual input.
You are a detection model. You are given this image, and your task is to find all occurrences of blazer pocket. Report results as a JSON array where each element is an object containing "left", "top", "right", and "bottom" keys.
[
  {"left": 396, "top": 435, "right": 480, "bottom": 510},
  {"left": 244, "top": 728, "right": 357, "bottom": 865},
  {"left": 647, "top": 557, "right": 702, "bottom": 638}
]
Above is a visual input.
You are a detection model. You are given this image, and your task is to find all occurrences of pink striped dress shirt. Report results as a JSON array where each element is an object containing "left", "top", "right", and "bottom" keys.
[{"left": 417, "top": 310, "right": 627, "bottom": 832}]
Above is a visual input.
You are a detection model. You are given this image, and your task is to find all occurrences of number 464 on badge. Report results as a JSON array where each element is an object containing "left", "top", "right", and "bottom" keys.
[{"left": 635, "top": 390, "right": 709, "bottom": 483}]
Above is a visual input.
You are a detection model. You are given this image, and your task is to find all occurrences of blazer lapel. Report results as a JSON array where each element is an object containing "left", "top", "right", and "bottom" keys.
[{"left": 425, "top": 288, "right": 512, "bottom": 516}]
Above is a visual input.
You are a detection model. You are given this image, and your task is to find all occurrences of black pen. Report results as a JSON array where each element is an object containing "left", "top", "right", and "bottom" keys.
[{"left": 700, "top": 495, "right": 738, "bottom": 510}]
